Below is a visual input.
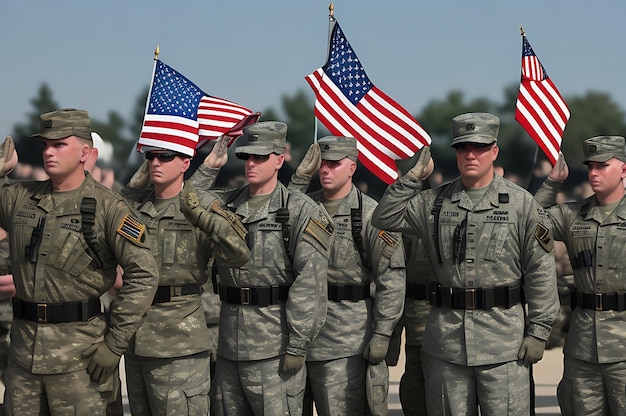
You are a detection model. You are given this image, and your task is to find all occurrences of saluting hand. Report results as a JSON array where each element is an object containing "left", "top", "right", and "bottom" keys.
[
  {"left": 547, "top": 152, "right": 569, "bottom": 183},
  {"left": 0, "top": 136, "right": 17, "bottom": 177},
  {"left": 204, "top": 136, "right": 229, "bottom": 169},
  {"left": 126, "top": 160, "right": 151, "bottom": 190},
  {"left": 406, "top": 146, "right": 434, "bottom": 181}
]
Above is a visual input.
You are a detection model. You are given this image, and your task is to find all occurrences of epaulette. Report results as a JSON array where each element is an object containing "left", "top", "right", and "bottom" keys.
[{"left": 116, "top": 214, "right": 147, "bottom": 247}]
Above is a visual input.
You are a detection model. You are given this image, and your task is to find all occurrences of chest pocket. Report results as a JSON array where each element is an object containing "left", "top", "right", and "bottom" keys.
[
  {"left": 254, "top": 221, "right": 288, "bottom": 269},
  {"left": 437, "top": 215, "right": 460, "bottom": 264},
  {"left": 570, "top": 224, "right": 596, "bottom": 261},
  {"left": 160, "top": 220, "right": 195, "bottom": 266},
  {"left": 481, "top": 221, "right": 510, "bottom": 262},
  {"left": 606, "top": 231, "right": 626, "bottom": 270},
  {"left": 47, "top": 228, "right": 93, "bottom": 277},
  {"left": 329, "top": 221, "right": 360, "bottom": 269}
]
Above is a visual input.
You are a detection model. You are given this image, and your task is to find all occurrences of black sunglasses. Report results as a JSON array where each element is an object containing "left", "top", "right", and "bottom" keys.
[
  {"left": 236, "top": 153, "right": 272, "bottom": 162},
  {"left": 145, "top": 152, "right": 177, "bottom": 162},
  {"left": 453, "top": 142, "right": 494, "bottom": 151}
]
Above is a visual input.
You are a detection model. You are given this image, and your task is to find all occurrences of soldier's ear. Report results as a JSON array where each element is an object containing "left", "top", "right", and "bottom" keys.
[
  {"left": 181, "top": 157, "right": 191, "bottom": 173},
  {"left": 275, "top": 153, "right": 285, "bottom": 170},
  {"left": 84, "top": 147, "right": 98, "bottom": 171}
]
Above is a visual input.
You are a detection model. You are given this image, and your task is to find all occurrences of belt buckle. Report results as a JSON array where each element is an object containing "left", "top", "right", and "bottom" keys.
[
  {"left": 595, "top": 293, "right": 603, "bottom": 311},
  {"left": 465, "top": 288, "right": 477, "bottom": 310},
  {"left": 37, "top": 303, "right": 48, "bottom": 324},
  {"left": 240, "top": 288, "right": 250, "bottom": 305}
]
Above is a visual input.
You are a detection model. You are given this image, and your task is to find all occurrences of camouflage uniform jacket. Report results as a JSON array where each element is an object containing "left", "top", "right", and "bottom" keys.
[
  {"left": 0, "top": 175, "right": 159, "bottom": 374},
  {"left": 402, "top": 235, "right": 433, "bottom": 347},
  {"left": 196, "top": 182, "right": 331, "bottom": 361},
  {"left": 124, "top": 185, "right": 212, "bottom": 358},
  {"left": 536, "top": 179, "right": 626, "bottom": 363},
  {"left": 305, "top": 185, "right": 405, "bottom": 361},
  {"left": 372, "top": 174, "right": 559, "bottom": 366}
]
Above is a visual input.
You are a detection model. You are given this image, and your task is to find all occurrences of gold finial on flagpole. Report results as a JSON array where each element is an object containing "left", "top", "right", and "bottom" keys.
[
  {"left": 154, "top": 45, "right": 160, "bottom": 60},
  {"left": 519, "top": 25, "right": 526, "bottom": 36},
  {"left": 329, "top": 2, "right": 334, "bottom": 17}
]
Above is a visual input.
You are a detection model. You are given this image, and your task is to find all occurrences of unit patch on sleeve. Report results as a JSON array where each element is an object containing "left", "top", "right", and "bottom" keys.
[{"left": 534, "top": 223, "right": 554, "bottom": 253}]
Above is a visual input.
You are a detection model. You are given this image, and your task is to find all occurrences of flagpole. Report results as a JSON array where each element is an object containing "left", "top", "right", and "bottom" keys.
[
  {"left": 518, "top": 26, "right": 539, "bottom": 189},
  {"left": 312, "top": 4, "right": 335, "bottom": 144},
  {"left": 121, "top": 46, "right": 160, "bottom": 182},
  {"left": 312, "top": 3, "right": 338, "bottom": 144},
  {"left": 142, "top": 45, "right": 160, "bottom": 133}
]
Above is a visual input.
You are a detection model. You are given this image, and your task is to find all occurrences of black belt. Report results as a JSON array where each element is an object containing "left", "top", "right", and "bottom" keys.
[
  {"left": 430, "top": 283, "right": 521, "bottom": 310},
  {"left": 328, "top": 284, "right": 370, "bottom": 302},
  {"left": 406, "top": 283, "right": 428, "bottom": 300},
  {"left": 12, "top": 298, "right": 102, "bottom": 324},
  {"left": 153, "top": 284, "right": 202, "bottom": 304},
  {"left": 571, "top": 290, "right": 626, "bottom": 311},
  {"left": 219, "top": 284, "right": 289, "bottom": 306}
]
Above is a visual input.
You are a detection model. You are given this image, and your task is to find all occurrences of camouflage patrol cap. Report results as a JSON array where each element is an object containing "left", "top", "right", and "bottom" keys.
[
  {"left": 582, "top": 135, "right": 626, "bottom": 164},
  {"left": 234, "top": 121, "right": 287, "bottom": 156},
  {"left": 31, "top": 108, "right": 92, "bottom": 141},
  {"left": 318, "top": 136, "right": 358, "bottom": 162},
  {"left": 450, "top": 112, "right": 499, "bottom": 147}
]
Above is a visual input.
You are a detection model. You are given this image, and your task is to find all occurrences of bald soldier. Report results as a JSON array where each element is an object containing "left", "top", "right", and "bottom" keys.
[
  {"left": 535, "top": 136, "right": 626, "bottom": 415},
  {"left": 0, "top": 109, "right": 159, "bottom": 415},
  {"left": 372, "top": 113, "right": 559, "bottom": 415}
]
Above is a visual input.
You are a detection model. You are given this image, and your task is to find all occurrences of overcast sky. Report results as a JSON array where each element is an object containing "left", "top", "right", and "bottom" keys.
[{"left": 2, "top": 1, "right": 625, "bottom": 140}]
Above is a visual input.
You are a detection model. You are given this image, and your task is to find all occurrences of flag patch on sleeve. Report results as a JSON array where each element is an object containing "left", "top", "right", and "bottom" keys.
[{"left": 117, "top": 214, "right": 146, "bottom": 246}]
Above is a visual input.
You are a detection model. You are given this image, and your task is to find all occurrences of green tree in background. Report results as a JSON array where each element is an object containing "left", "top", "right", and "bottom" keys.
[
  {"left": 561, "top": 92, "right": 626, "bottom": 166},
  {"left": 11, "top": 84, "right": 59, "bottom": 168},
  {"left": 10, "top": 83, "right": 626, "bottom": 200}
]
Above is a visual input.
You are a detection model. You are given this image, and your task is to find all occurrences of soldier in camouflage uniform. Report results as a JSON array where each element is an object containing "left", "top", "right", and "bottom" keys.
[
  {"left": 535, "top": 136, "right": 626, "bottom": 415},
  {"left": 120, "top": 138, "right": 250, "bottom": 415},
  {"left": 393, "top": 235, "right": 432, "bottom": 415},
  {"left": 181, "top": 121, "right": 332, "bottom": 415},
  {"left": 0, "top": 109, "right": 160, "bottom": 415},
  {"left": 372, "top": 112, "right": 559, "bottom": 415},
  {"left": 287, "top": 136, "right": 405, "bottom": 415}
]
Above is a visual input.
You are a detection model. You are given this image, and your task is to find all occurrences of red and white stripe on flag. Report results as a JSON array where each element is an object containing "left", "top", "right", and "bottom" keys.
[
  {"left": 306, "top": 68, "right": 431, "bottom": 184},
  {"left": 515, "top": 37, "right": 570, "bottom": 166}
]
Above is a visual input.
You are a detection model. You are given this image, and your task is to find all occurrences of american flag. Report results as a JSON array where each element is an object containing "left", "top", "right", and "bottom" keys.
[
  {"left": 515, "top": 35, "right": 569, "bottom": 165},
  {"left": 305, "top": 20, "right": 431, "bottom": 184},
  {"left": 138, "top": 59, "right": 259, "bottom": 156}
]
